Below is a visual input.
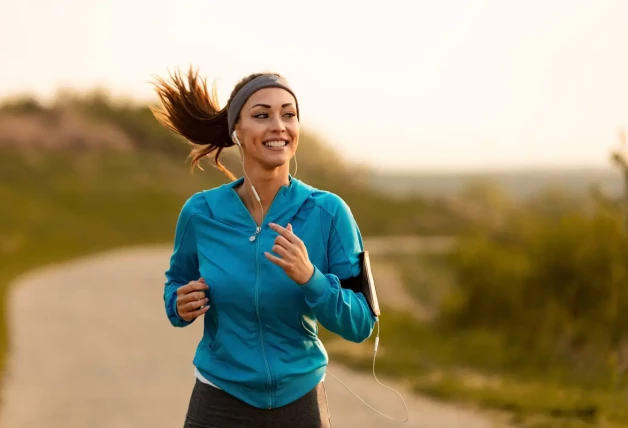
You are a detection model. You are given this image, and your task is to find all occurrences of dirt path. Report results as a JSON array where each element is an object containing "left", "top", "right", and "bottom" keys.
[{"left": 0, "top": 246, "right": 497, "bottom": 428}]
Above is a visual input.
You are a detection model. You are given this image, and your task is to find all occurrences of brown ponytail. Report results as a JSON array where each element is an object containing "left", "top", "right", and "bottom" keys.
[{"left": 150, "top": 66, "right": 275, "bottom": 181}]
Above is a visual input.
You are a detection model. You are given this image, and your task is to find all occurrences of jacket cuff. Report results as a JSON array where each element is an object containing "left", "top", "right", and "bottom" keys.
[{"left": 302, "top": 266, "right": 331, "bottom": 306}]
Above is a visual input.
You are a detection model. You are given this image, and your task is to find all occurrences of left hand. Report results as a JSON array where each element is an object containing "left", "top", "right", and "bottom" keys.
[{"left": 265, "top": 223, "right": 314, "bottom": 285}]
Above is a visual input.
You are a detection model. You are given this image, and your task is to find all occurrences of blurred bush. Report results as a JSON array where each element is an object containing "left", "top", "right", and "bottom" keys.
[{"left": 441, "top": 179, "right": 628, "bottom": 381}]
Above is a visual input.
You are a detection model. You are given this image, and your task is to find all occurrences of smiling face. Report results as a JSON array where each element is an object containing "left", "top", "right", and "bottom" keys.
[{"left": 233, "top": 87, "right": 299, "bottom": 171}]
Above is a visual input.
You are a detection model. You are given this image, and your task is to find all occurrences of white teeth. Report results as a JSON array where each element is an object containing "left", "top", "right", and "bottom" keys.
[{"left": 264, "top": 140, "right": 288, "bottom": 147}]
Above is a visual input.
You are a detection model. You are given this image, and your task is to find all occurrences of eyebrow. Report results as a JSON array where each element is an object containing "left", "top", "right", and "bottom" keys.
[{"left": 250, "top": 103, "right": 294, "bottom": 110}]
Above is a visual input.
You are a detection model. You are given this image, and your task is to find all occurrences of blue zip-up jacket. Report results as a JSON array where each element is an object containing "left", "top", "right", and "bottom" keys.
[{"left": 164, "top": 176, "right": 377, "bottom": 409}]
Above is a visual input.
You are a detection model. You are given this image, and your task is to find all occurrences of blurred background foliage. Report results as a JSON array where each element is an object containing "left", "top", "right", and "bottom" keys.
[{"left": 2, "top": 90, "right": 628, "bottom": 427}]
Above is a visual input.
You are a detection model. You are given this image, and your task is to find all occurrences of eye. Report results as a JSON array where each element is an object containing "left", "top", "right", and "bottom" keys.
[
  {"left": 253, "top": 113, "right": 268, "bottom": 119},
  {"left": 284, "top": 112, "right": 296, "bottom": 118}
]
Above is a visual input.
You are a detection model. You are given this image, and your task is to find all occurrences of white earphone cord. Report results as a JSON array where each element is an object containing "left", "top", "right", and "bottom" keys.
[
  {"left": 327, "top": 318, "right": 409, "bottom": 423},
  {"left": 234, "top": 132, "right": 407, "bottom": 422},
  {"left": 236, "top": 143, "right": 262, "bottom": 202},
  {"left": 233, "top": 132, "right": 296, "bottom": 234}
]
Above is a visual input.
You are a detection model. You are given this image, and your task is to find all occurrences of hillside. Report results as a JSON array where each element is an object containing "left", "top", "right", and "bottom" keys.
[
  {"left": 0, "top": 91, "right": 469, "bottom": 378},
  {"left": 3, "top": 91, "right": 628, "bottom": 427},
  {"left": 370, "top": 167, "right": 622, "bottom": 198},
  {"left": 5, "top": 91, "right": 621, "bottom": 200},
  {"left": 0, "top": 91, "right": 472, "bottom": 236}
]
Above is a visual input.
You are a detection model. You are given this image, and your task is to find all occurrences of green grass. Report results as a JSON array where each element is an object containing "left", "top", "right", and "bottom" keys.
[
  {"left": 318, "top": 252, "right": 628, "bottom": 428},
  {"left": 4, "top": 149, "right": 628, "bottom": 427},
  {"left": 382, "top": 252, "right": 456, "bottom": 315},
  {"left": 0, "top": 150, "right": 223, "bottom": 377},
  {"left": 0, "top": 147, "right": 441, "bottom": 372},
  {"left": 320, "top": 310, "right": 628, "bottom": 427}
]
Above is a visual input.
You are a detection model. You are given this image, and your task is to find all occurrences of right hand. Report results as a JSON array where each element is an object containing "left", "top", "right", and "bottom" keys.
[{"left": 176, "top": 278, "right": 210, "bottom": 322}]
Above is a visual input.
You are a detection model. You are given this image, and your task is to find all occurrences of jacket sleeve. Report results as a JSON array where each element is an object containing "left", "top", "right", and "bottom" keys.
[
  {"left": 301, "top": 195, "right": 377, "bottom": 343},
  {"left": 164, "top": 195, "right": 201, "bottom": 328}
]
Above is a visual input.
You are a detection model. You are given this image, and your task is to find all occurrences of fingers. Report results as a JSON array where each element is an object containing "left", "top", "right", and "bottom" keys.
[
  {"left": 271, "top": 243, "right": 289, "bottom": 259},
  {"left": 264, "top": 251, "right": 288, "bottom": 268},
  {"left": 269, "top": 223, "right": 299, "bottom": 244},
  {"left": 178, "top": 290, "right": 207, "bottom": 304},
  {"left": 179, "top": 302, "right": 210, "bottom": 321},
  {"left": 177, "top": 293, "right": 209, "bottom": 321},
  {"left": 176, "top": 278, "right": 210, "bottom": 321},
  {"left": 177, "top": 278, "right": 208, "bottom": 295},
  {"left": 182, "top": 297, "right": 209, "bottom": 312},
  {"left": 274, "top": 235, "right": 292, "bottom": 251},
  {"left": 188, "top": 305, "right": 210, "bottom": 319},
  {"left": 267, "top": 222, "right": 301, "bottom": 267}
]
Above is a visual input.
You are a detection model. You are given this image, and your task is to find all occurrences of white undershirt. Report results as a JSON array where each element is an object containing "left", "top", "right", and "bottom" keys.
[
  {"left": 195, "top": 367, "right": 221, "bottom": 389},
  {"left": 194, "top": 368, "right": 326, "bottom": 390}
]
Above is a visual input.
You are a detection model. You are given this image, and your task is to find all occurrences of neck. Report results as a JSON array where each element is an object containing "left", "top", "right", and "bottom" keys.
[{"left": 238, "top": 164, "right": 290, "bottom": 225}]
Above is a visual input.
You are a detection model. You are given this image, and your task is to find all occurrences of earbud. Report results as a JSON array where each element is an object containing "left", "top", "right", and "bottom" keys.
[{"left": 232, "top": 130, "right": 241, "bottom": 147}]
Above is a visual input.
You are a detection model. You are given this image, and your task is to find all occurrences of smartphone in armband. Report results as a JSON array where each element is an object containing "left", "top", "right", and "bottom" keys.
[{"left": 340, "top": 250, "right": 381, "bottom": 317}]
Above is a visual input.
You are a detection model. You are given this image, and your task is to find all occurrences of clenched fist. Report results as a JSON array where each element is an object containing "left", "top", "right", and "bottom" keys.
[{"left": 176, "top": 278, "right": 210, "bottom": 322}]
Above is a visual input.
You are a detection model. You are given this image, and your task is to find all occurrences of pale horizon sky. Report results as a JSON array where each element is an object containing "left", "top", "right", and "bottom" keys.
[{"left": 1, "top": 0, "right": 628, "bottom": 172}]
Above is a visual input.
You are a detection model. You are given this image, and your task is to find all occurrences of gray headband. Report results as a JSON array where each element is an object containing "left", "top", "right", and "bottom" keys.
[{"left": 227, "top": 74, "right": 299, "bottom": 136}]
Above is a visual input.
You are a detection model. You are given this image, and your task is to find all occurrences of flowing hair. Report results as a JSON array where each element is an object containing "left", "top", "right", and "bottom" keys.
[{"left": 150, "top": 67, "right": 277, "bottom": 180}]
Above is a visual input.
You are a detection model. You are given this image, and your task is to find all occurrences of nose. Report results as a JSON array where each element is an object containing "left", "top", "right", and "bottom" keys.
[{"left": 269, "top": 113, "right": 286, "bottom": 133}]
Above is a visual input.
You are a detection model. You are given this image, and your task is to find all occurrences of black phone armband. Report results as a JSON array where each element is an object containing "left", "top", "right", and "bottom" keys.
[{"left": 339, "top": 251, "right": 381, "bottom": 317}]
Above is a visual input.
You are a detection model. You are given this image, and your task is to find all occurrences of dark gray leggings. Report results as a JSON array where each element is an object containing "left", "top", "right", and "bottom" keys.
[{"left": 183, "top": 379, "right": 332, "bottom": 428}]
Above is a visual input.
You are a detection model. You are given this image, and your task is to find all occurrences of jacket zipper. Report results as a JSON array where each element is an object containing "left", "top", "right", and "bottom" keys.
[
  {"left": 254, "top": 232, "right": 273, "bottom": 409},
  {"left": 232, "top": 189, "right": 281, "bottom": 409}
]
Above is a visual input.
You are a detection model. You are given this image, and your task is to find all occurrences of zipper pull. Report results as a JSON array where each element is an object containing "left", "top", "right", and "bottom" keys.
[{"left": 249, "top": 226, "right": 261, "bottom": 242}]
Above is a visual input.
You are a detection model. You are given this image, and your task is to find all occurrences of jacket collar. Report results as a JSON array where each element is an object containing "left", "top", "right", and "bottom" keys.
[{"left": 202, "top": 175, "right": 315, "bottom": 229}]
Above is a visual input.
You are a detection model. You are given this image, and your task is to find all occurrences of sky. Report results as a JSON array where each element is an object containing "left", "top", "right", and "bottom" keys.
[{"left": 1, "top": 0, "right": 627, "bottom": 172}]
